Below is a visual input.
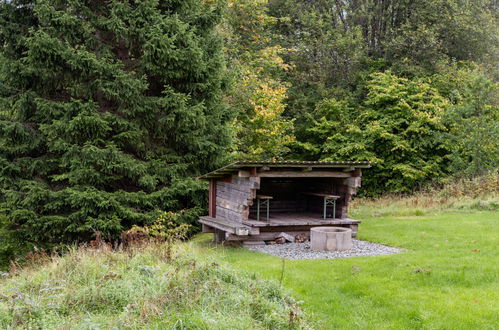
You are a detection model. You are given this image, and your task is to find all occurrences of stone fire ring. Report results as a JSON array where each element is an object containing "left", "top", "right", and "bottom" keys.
[{"left": 310, "top": 227, "right": 352, "bottom": 251}]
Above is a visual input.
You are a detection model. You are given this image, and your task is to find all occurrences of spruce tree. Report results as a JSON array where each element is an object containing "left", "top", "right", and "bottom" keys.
[{"left": 0, "top": 0, "right": 232, "bottom": 246}]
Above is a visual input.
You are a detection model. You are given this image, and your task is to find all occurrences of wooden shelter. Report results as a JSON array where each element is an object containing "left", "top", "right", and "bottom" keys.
[{"left": 198, "top": 161, "right": 370, "bottom": 244}]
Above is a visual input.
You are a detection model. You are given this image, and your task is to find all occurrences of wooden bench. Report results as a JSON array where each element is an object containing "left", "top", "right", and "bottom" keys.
[
  {"left": 199, "top": 216, "right": 257, "bottom": 236},
  {"left": 255, "top": 195, "right": 273, "bottom": 221},
  {"left": 303, "top": 193, "right": 340, "bottom": 219}
]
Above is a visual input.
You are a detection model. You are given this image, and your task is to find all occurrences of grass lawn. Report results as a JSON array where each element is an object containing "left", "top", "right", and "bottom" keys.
[{"left": 193, "top": 210, "right": 499, "bottom": 329}]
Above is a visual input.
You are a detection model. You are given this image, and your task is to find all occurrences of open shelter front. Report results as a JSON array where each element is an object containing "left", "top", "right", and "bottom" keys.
[{"left": 198, "top": 161, "right": 370, "bottom": 244}]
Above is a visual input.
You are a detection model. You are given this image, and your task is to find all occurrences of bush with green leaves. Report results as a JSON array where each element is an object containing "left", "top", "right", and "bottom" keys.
[
  {"left": 431, "top": 66, "right": 499, "bottom": 178},
  {"left": 123, "top": 210, "right": 192, "bottom": 261},
  {"left": 304, "top": 71, "right": 450, "bottom": 194}
]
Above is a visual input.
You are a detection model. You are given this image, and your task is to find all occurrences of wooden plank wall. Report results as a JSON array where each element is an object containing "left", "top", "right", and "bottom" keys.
[
  {"left": 340, "top": 171, "right": 362, "bottom": 219},
  {"left": 216, "top": 176, "right": 260, "bottom": 223}
]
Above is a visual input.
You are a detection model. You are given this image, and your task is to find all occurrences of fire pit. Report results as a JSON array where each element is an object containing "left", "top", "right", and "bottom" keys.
[{"left": 310, "top": 227, "right": 352, "bottom": 251}]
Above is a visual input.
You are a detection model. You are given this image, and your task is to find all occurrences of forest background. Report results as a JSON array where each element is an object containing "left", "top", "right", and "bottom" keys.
[{"left": 0, "top": 0, "right": 497, "bottom": 262}]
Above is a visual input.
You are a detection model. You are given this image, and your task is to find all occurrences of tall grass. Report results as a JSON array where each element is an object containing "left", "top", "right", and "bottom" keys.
[
  {"left": 0, "top": 241, "right": 308, "bottom": 329},
  {"left": 351, "top": 171, "right": 498, "bottom": 218}
]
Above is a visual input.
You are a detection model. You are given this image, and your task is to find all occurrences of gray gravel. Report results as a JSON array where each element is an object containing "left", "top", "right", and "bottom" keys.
[{"left": 246, "top": 239, "right": 404, "bottom": 260}]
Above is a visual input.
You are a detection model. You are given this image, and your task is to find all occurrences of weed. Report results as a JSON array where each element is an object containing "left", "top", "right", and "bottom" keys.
[
  {"left": 351, "top": 171, "right": 498, "bottom": 218},
  {"left": 0, "top": 241, "right": 309, "bottom": 329}
]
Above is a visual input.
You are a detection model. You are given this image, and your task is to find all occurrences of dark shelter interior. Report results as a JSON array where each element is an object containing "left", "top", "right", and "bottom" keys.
[{"left": 249, "top": 177, "right": 346, "bottom": 219}]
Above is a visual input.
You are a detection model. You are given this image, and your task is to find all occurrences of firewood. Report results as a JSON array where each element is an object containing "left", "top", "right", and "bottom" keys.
[
  {"left": 294, "top": 233, "right": 308, "bottom": 243},
  {"left": 277, "top": 232, "right": 295, "bottom": 242}
]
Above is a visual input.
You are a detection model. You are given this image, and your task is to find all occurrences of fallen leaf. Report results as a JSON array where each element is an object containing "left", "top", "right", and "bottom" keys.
[
  {"left": 412, "top": 268, "right": 431, "bottom": 274},
  {"left": 103, "top": 272, "right": 122, "bottom": 280},
  {"left": 351, "top": 265, "right": 361, "bottom": 275}
]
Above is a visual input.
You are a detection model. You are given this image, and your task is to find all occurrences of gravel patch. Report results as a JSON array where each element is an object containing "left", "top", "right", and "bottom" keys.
[{"left": 246, "top": 239, "right": 404, "bottom": 260}]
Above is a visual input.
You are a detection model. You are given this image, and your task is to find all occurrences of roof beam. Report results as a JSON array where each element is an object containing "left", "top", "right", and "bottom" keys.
[{"left": 258, "top": 171, "right": 352, "bottom": 178}]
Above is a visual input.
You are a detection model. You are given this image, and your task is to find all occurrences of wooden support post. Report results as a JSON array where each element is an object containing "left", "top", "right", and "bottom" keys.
[
  {"left": 209, "top": 179, "right": 217, "bottom": 218},
  {"left": 213, "top": 229, "right": 226, "bottom": 243},
  {"left": 221, "top": 176, "right": 232, "bottom": 183},
  {"left": 257, "top": 197, "right": 260, "bottom": 220}
]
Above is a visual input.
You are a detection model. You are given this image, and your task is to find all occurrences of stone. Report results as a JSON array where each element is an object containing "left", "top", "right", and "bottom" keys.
[
  {"left": 275, "top": 237, "right": 286, "bottom": 244},
  {"left": 277, "top": 232, "right": 295, "bottom": 242},
  {"left": 242, "top": 240, "right": 265, "bottom": 247},
  {"left": 245, "top": 239, "right": 403, "bottom": 260},
  {"left": 310, "top": 227, "right": 352, "bottom": 251}
]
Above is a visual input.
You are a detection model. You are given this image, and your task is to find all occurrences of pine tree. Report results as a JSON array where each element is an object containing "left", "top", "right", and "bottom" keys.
[{"left": 0, "top": 0, "right": 232, "bottom": 246}]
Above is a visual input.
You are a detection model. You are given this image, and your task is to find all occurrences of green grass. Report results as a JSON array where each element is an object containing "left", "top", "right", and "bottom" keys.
[
  {"left": 0, "top": 243, "right": 307, "bottom": 329},
  {"left": 1, "top": 176, "right": 497, "bottom": 329},
  {"left": 194, "top": 210, "right": 499, "bottom": 329}
]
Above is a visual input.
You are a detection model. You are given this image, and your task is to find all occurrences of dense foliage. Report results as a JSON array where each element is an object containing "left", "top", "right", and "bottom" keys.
[
  {"left": 302, "top": 72, "right": 450, "bottom": 193},
  {"left": 0, "top": 0, "right": 232, "bottom": 256},
  {"left": 0, "top": 0, "right": 497, "bottom": 260},
  {"left": 223, "top": 0, "right": 295, "bottom": 160},
  {"left": 234, "top": 0, "right": 497, "bottom": 192},
  {"left": 222, "top": 0, "right": 497, "bottom": 193}
]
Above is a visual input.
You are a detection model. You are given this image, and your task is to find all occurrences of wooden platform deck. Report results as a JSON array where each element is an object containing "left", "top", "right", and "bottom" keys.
[
  {"left": 200, "top": 212, "right": 361, "bottom": 242},
  {"left": 244, "top": 212, "right": 360, "bottom": 227}
]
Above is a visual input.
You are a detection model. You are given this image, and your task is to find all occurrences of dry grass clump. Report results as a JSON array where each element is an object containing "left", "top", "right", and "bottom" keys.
[
  {"left": 0, "top": 240, "right": 308, "bottom": 329},
  {"left": 351, "top": 171, "right": 498, "bottom": 218}
]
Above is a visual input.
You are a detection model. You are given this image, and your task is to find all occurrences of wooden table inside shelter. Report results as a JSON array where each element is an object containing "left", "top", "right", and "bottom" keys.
[{"left": 303, "top": 192, "right": 341, "bottom": 219}]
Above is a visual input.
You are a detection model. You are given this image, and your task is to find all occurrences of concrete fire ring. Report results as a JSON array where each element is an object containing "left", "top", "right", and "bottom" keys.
[{"left": 310, "top": 227, "right": 352, "bottom": 251}]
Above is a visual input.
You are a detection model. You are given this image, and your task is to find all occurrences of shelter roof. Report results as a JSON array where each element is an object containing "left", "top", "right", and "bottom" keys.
[{"left": 198, "top": 161, "right": 371, "bottom": 180}]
